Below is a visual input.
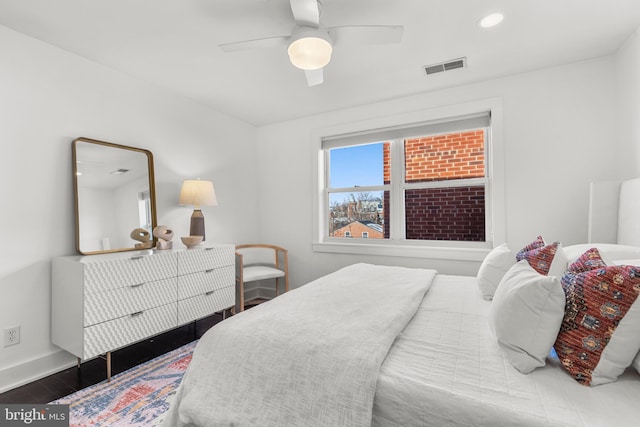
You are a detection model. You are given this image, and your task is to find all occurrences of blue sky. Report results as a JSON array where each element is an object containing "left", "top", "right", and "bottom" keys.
[{"left": 330, "top": 143, "right": 384, "bottom": 188}]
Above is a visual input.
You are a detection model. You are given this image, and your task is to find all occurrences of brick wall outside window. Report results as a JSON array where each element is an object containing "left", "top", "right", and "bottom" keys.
[
  {"left": 383, "top": 130, "right": 484, "bottom": 182},
  {"left": 383, "top": 129, "right": 486, "bottom": 241},
  {"left": 405, "top": 130, "right": 485, "bottom": 182},
  {"left": 405, "top": 186, "right": 485, "bottom": 241}
]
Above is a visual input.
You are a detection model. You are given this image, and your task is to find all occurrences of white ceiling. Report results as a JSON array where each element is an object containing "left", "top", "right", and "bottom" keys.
[{"left": 1, "top": 0, "right": 639, "bottom": 126}]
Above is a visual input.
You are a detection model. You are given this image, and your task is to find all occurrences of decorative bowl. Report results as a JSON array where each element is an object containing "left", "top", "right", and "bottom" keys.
[{"left": 181, "top": 235, "right": 203, "bottom": 248}]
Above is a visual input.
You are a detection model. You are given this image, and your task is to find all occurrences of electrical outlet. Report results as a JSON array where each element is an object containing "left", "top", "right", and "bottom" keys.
[{"left": 3, "top": 326, "right": 20, "bottom": 347}]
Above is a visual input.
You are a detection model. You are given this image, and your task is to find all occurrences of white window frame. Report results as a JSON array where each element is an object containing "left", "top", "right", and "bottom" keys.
[{"left": 311, "top": 98, "right": 505, "bottom": 261}]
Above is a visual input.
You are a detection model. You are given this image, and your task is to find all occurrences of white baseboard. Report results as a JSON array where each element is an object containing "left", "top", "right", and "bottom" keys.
[{"left": 0, "top": 350, "right": 76, "bottom": 394}]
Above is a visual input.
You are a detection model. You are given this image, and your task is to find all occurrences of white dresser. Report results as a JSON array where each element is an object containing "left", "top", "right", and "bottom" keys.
[{"left": 51, "top": 245, "right": 234, "bottom": 379}]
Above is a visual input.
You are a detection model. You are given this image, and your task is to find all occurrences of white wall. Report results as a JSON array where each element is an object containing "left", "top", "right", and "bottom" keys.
[
  {"left": 256, "top": 57, "right": 619, "bottom": 287},
  {"left": 0, "top": 25, "right": 258, "bottom": 391},
  {"left": 616, "top": 28, "right": 640, "bottom": 178},
  {"left": 2, "top": 18, "right": 637, "bottom": 394}
]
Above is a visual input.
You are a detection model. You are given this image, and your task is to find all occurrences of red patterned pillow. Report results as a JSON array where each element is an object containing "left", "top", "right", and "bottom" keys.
[
  {"left": 554, "top": 265, "right": 640, "bottom": 386},
  {"left": 568, "top": 248, "right": 608, "bottom": 274},
  {"left": 516, "top": 236, "right": 545, "bottom": 261},
  {"left": 518, "top": 241, "right": 565, "bottom": 276}
]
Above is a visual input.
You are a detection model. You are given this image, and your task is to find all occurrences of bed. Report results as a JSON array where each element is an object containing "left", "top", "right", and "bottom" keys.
[{"left": 162, "top": 178, "right": 640, "bottom": 427}]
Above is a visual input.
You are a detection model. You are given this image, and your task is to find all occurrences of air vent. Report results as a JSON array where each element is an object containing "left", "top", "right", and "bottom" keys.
[
  {"left": 109, "top": 168, "right": 130, "bottom": 175},
  {"left": 424, "top": 57, "right": 466, "bottom": 76}
]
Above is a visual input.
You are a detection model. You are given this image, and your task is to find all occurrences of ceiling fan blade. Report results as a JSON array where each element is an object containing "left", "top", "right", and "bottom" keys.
[
  {"left": 219, "top": 36, "right": 288, "bottom": 52},
  {"left": 327, "top": 25, "right": 404, "bottom": 46},
  {"left": 289, "top": 0, "right": 320, "bottom": 27},
  {"left": 305, "top": 68, "right": 323, "bottom": 87}
]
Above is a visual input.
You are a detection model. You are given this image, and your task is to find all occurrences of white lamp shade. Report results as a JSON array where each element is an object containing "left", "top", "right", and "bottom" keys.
[
  {"left": 179, "top": 179, "right": 218, "bottom": 207},
  {"left": 288, "top": 28, "right": 332, "bottom": 70}
]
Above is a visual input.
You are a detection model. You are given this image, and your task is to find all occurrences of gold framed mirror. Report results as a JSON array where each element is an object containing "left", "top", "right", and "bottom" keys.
[{"left": 72, "top": 137, "right": 158, "bottom": 255}]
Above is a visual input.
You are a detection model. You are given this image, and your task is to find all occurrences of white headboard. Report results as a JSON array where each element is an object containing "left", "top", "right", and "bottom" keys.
[{"left": 589, "top": 177, "right": 640, "bottom": 246}]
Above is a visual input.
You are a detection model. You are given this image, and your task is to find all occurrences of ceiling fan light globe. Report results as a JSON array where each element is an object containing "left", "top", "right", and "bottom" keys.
[
  {"left": 478, "top": 12, "right": 504, "bottom": 28},
  {"left": 288, "top": 36, "right": 332, "bottom": 70}
]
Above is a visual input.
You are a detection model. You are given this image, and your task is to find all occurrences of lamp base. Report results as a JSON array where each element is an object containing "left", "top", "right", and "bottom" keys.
[{"left": 190, "top": 209, "right": 206, "bottom": 241}]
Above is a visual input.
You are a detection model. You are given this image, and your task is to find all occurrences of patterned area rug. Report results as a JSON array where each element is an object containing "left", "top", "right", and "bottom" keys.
[{"left": 51, "top": 341, "right": 197, "bottom": 426}]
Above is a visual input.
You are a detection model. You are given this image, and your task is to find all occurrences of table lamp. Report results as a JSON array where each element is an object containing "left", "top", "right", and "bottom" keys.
[{"left": 179, "top": 179, "right": 217, "bottom": 241}]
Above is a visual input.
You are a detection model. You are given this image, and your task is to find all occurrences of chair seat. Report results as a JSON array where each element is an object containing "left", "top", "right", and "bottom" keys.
[
  {"left": 236, "top": 244, "right": 289, "bottom": 312},
  {"left": 243, "top": 265, "right": 285, "bottom": 283}
]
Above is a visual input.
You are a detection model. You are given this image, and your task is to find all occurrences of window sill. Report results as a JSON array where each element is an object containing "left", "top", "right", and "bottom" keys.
[{"left": 312, "top": 241, "right": 490, "bottom": 262}]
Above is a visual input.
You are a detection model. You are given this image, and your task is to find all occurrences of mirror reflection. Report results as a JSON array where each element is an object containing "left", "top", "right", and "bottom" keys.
[{"left": 73, "top": 137, "right": 157, "bottom": 255}]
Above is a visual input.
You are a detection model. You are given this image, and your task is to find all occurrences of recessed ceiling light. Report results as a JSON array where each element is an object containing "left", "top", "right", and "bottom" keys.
[{"left": 478, "top": 12, "right": 504, "bottom": 29}]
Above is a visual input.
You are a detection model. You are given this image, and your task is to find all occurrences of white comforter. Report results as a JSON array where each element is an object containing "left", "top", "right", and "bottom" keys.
[
  {"left": 162, "top": 263, "right": 435, "bottom": 427},
  {"left": 374, "top": 275, "right": 640, "bottom": 427}
]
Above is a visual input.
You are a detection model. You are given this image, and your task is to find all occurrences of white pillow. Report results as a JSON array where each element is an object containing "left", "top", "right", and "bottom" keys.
[
  {"left": 477, "top": 243, "right": 515, "bottom": 300},
  {"left": 564, "top": 243, "right": 640, "bottom": 265},
  {"left": 488, "top": 260, "right": 565, "bottom": 374},
  {"left": 549, "top": 242, "right": 569, "bottom": 277},
  {"left": 613, "top": 259, "right": 640, "bottom": 266},
  {"left": 633, "top": 352, "right": 640, "bottom": 375}
]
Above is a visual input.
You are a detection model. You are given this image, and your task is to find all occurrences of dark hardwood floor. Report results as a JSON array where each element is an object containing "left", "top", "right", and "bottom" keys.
[{"left": 0, "top": 313, "right": 224, "bottom": 404}]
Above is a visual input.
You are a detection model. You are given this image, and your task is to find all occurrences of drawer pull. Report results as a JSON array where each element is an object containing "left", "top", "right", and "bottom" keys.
[
  {"left": 130, "top": 283, "right": 145, "bottom": 288},
  {"left": 130, "top": 311, "right": 144, "bottom": 317},
  {"left": 130, "top": 255, "right": 144, "bottom": 260},
  {"left": 205, "top": 247, "right": 214, "bottom": 251},
  {"left": 205, "top": 291, "right": 215, "bottom": 296},
  {"left": 205, "top": 269, "right": 214, "bottom": 273}
]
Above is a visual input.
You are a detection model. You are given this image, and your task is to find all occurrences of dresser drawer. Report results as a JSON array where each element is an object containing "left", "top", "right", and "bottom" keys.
[
  {"left": 84, "top": 251, "right": 177, "bottom": 293},
  {"left": 177, "top": 246, "right": 234, "bottom": 275},
  {"left": 177, "top": 286, "right": 234, "bottom": 324},
  {"left": 83, "top": 303, "right": 177, "bottom": 359},
  {"left": 177, "top": 265, "right": 234, "bottom": 300},
  {"left": 53, "top": 246, "right": 234, "bottom": 366},
  {"left": 84, "top": 277, "right": 177, "bottom": 327}
]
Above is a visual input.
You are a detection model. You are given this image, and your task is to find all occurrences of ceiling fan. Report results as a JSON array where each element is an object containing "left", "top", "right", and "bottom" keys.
[{"left": 218, "top": 0, "right": 404, "bottom": 87}]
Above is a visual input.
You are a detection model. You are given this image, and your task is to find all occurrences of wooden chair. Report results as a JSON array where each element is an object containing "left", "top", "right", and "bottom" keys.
[{"left": 235, "top": 244, "right": 289, "bottom": 312}]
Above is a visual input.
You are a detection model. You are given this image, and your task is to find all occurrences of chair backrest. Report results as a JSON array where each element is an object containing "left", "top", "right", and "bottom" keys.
[
  {"left": 236, "top": 244, "right": 286, "bottom": 269},
  {"left": 238, "top": 247, "right": 275, "bottom": 266}
]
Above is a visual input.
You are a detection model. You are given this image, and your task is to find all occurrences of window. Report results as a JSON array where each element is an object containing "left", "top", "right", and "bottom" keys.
[
  {"left": 138, "top": 190, "right": 152, "bottom": 230},
  {"left": 314, "top": 101, "right": 504, "bottom": 260},
  {"left": 402, "top": 129, "right": 486, "bottom": 242},
  {"left": 327, "top": 142, "right": 388, "bottom": 240}
]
